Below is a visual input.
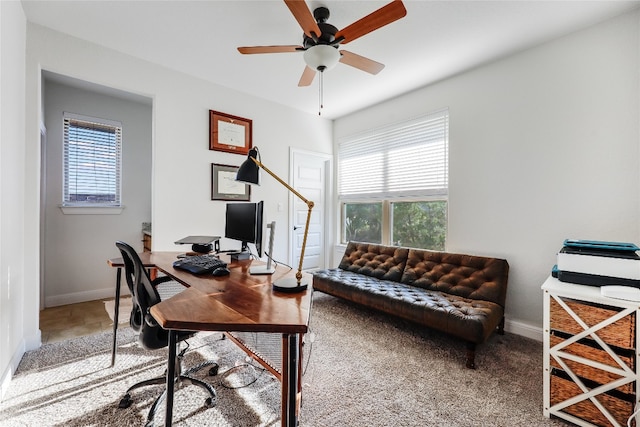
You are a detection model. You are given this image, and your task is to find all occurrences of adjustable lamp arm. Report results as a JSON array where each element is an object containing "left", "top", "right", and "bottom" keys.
[
  {"left": 248, "top": 156, "right": 312, "bottom": 209},
  {"left": 248, "top": 155, "right": 314, "bottom": 286}
]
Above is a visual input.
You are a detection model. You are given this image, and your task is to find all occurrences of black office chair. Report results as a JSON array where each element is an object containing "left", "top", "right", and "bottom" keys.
[{"left": 115, "top": 241, "right": 218, "bottom": 426}]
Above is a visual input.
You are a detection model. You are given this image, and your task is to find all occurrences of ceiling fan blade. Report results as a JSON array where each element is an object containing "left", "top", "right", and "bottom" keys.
[
  {"left": 298, "top": 66, "right": 316, "bottom": 87},
  {"left": 284, "top": 0, "right": 322, "bottom": 39},
  {"left": 335, "top": 0, "right": 407, "bottom": 44},
  {"left": 339, "top": 50, "right": 385, "bottom": 75},
  {"left": 238, "top": 45, "right": 303, "bottom": 54}
]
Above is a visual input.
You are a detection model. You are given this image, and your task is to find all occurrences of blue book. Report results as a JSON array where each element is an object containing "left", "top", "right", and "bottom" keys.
[{"left": 563, "top": 239, "right": 640, "bottom": 253}]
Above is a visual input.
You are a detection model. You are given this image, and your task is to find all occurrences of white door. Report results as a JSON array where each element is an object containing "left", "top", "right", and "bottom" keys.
[{"left": 290, "top": 149, "right": 331, "bottom": 271}]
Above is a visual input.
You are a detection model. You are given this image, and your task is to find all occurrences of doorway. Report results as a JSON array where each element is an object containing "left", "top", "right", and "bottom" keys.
[
  {"left": 40, "top": 72, "right": 153, "bottom": 308},
  {"left": 289, "top": 148, "right": 332, "bottom": 271}
]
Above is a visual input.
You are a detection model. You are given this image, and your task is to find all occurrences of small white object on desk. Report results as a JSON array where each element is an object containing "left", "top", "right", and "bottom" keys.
[{"left": 600, "top": 285, "right": 640, "bottom": 302}]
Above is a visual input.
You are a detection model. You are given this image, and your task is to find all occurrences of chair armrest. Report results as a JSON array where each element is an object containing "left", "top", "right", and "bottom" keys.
[{"left": 144, "top": 309, "right": 159, "bottom": 327}]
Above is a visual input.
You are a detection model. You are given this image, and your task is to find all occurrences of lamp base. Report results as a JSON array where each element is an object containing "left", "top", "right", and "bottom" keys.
[{"left": 272, "top": 277, "right": 308, "bottom": 293}]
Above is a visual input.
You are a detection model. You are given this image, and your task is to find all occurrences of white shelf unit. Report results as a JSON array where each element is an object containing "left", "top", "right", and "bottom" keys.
[{"left": 543, "top": 276, "right": 640, "bottom": 427}]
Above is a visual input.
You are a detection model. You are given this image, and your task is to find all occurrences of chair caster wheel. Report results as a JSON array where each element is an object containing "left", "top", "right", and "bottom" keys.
[
  {"left": 118, "top": 394, "right": 132, "bottom": 409},
  {"left": 204, "top": 397, "right": 216, "bottom": 408},
  {"left": 208, "top": 364, "right": 219, "bottom": 376}
]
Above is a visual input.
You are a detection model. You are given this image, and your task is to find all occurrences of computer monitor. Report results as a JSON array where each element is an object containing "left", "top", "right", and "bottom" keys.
[{"left": 224, "top": 201, "right": 263, "bottom": 257}]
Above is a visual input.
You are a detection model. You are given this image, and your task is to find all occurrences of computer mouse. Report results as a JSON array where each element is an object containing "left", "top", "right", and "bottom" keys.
[{"left": 212, "top": 267, "right": 230, "bottom": 276}]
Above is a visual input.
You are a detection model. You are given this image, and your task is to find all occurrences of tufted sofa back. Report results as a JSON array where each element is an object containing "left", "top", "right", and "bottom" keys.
[
  {"left": 339, "top": 242, "right": 409, "bottom": 282},
  {"left": 400, "top": 249, "right": 509, "bottom": 308},
  {"left": 338, "top": 242, "right": 509, "bottom": 308}
]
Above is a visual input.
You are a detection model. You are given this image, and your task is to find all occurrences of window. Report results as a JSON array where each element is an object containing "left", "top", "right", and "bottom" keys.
[
  {"left": 63, "top": 113, "right": 122, "bottom": 208},
  {"left": 338, "top": 109, "right": 449, "bottom": 250},
  {"left": 344, "top": 202, "right": 382, "bottom": 244}
]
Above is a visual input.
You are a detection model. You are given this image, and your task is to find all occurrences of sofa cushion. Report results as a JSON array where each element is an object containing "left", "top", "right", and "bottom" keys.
[
  {"left": 338, "top": 242, "right": 409, "bottom": 282},
  {"left": 313, "top": 268, "right": 503, "bottom": 344},
  {"left": 400, "top": 249, "right": 509, "bottom": 308}
]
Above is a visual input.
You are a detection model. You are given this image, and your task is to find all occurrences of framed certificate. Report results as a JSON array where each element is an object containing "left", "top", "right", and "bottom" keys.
[
  {"left": 211, "top": 163, "right": 251, "bottom": 201},
  {"left": 209, "top": 110, "right": 252, "bottom": 155}
]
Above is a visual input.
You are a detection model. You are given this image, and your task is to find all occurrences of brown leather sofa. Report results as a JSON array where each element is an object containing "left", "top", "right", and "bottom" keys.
[{"left": 312, "top": 242, "right": 510, "bottom": 369}]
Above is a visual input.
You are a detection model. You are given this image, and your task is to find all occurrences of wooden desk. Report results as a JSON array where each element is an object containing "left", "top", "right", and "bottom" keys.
[{"left": 143, "top": 252, "right": 311, "bottom": 427}]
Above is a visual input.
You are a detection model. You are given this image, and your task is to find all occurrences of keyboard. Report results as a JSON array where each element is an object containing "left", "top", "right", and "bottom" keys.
[{"left": 172, "top": 255, "right": 227, "bottom": 275}]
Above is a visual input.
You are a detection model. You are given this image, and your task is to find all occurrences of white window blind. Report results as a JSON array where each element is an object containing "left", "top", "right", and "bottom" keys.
[
  {"left": 63, "top": 113, "right": 122, "bottom": 207},
  {"left": 338, "top": 109, "right": 449, "bottom": 200}
]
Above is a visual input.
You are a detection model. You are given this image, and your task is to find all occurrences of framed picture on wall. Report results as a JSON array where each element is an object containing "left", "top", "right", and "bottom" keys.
[
  {"left": 209, "top": 110, "right": 252, "bottom": 155},
  {"left": 211, "top": 163, "right": 250, "bottom": 201}
]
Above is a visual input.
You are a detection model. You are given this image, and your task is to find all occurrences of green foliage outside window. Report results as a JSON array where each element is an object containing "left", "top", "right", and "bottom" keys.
[
  {"left": 343, "top": 200, "right": 447, "bottom": 250},
  {"left": 391, "top": 201, "right": 447, "bottom": 251},
  {"left": 344, "top": 203, "right": 382, "bottom": 244}
]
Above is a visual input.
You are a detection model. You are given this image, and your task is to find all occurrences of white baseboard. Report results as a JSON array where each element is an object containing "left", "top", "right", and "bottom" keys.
[
  {"left": 505, "top": 318, "right": 543, "bottom": 342},
  {"left": 45, "top": 287, "right": 129, "bottom": 308},
  {"left": 0, "top": 368, "right": 10, "bottom": 401},
  {"left": 24, "top": 329, "right": 42, "bottom": 352},
  {"left": 0, "top": 338, "right": 26, "bottom": 402}
]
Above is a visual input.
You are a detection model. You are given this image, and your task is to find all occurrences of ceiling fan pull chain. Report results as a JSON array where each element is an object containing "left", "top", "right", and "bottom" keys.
[{"left": 318, "top": 70, "right": 323, "bottom": 116}]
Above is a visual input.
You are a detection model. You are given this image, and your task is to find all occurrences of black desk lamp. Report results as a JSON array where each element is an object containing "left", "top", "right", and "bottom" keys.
[{"left": 236, "top": 147, "right": 313, "bottom": 293}]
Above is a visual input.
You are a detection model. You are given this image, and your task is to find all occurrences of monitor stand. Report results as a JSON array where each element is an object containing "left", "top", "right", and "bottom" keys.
[
  {"left": 230, "top": 251, "right": 252, "bottom": 261},
  {"left": 250, "top": 221, "right": 276, "bottom": 275}
]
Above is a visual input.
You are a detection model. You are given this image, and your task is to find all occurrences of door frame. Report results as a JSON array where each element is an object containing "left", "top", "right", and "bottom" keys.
[{"left": 39, "top": 122, "right": 47, "bottom": 310}]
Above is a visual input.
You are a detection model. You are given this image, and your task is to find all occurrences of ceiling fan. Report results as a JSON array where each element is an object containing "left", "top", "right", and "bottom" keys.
[{"left": 237, "top": 0, "right": 407, "bottom": 87}]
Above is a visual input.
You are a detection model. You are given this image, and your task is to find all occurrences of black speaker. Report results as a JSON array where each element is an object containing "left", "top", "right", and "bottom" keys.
[{"left": 192, "top": 243, "right": 213, "bottom": 253}]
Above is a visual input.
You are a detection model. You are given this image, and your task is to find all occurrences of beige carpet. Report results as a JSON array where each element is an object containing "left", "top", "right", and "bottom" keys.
[
  {"left": 104, "top": 298, "right": 133, "bottom": 324},
  {"left": 0, "top": 292, "right": 565, "bottom": 426}
]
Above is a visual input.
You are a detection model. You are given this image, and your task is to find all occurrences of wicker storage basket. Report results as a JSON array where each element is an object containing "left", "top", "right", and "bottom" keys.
[
  {"left": 551, "top": 370, "right": 635, "bottom": 427},
  {"left": 550, "top": 333, "right": 635, "bottom": 395},
  {"left": 550, "top": 298, "right": 635, "bottom": 349}
]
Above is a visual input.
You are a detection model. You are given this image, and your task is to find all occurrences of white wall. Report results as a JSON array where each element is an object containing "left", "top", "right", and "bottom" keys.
[
  {"left": 23, "top": 19, "right": 332, "bottom": 323},
  {"left": 334, "top": 11, "right": 640, "bottom": 340},
  {"left": 0, "top": 0, "right": 28, "bottom": 398},
  {"left": 42, "top": 80, "right": 152, "bottom": 306}
]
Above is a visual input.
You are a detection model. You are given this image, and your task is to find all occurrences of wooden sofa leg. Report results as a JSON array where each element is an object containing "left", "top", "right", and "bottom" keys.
[
  {"left": 465, "top": 342, "right": 476, "bottom": 369},
  {"left": 497, "top": 316, "right": 505, "bottom": 335}
]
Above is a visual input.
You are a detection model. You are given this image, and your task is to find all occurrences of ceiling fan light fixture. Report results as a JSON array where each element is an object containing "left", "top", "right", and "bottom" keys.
[{"left": 303, "top": 45, "right": 340, "bottom": 71}]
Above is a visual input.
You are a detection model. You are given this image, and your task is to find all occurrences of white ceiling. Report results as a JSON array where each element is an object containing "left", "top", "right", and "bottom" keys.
[{"left": 22, "top": 0, "right": 640, "bottom": 119}]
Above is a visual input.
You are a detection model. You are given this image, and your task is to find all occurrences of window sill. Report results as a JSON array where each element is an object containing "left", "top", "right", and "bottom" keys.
[{"left": 59, "top": 206, "right": 124, "bottom": 215}]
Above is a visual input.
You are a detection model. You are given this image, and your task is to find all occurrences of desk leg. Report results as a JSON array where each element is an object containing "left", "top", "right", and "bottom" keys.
[
  {"left": 110, "top": 267, "right": 122, "bottom": 367},
  {"left": 165, "top": 331, "right": 177, "bottom": 427},
  {"left": 282, "top": 333, "right": 300, "bottom": 427}
]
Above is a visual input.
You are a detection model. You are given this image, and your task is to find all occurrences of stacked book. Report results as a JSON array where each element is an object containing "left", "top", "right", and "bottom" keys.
[{"left": 553, "top": 239, "right": 640, "bottom": 288}]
